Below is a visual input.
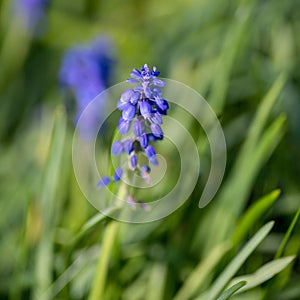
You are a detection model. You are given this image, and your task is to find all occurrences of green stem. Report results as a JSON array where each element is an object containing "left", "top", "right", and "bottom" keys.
[
  {"left": 88, "top": 221, "right": 119, "bottom": 300},
  {"left": 88, "top": 181, "right": 128, "bottom": 300}
]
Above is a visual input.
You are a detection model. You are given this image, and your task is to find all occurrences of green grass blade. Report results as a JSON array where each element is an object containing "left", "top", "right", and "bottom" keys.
[
  {"left": 232, "top": 190, "right": 280, "bottom": 247},
  {"left": 199, "top": 115, "right": 285, "bottom": 255},
  {"left": 197, "top": 74, "right": 287, "bottom": 255},
  {"left": 88, "top": 221, "right": 119, "bottom": 300},
  {"left": 174, "top": 242, "right": 231, "bottom": 300},
  {"left": 223, "top": 114, "right": 286, "bottom": 217},
  {"left": 275, "top": 208, "right": 300, "bottom": 259},
  {"left": 204, "top": 221, "right": 274, "bottom": 299},
  {"left": 242, "top": 73, "right": 287, "bottom": 151},
  {"left": 209, "top": 2, "right": 253, "bottom": 114},
  {"left": 229, "top": 256, "right": 295, "bottom": 293},
  {"left": 71, "top": 206, "right": 120, "bottom": 244},
  {"left": 217, "top": 281, "right": 247, "bottom": 300},
  {"left": 33, "top": 107, "right": 67, "bottom": 300},
  {"left": 146, "top": 262, "right": 168, "bottom": 300}
]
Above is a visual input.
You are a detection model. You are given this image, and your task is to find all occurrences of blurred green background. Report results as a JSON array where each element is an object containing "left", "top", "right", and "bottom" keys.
[{"left": 0, "top": 0, "right": 300, "bottom": 299}]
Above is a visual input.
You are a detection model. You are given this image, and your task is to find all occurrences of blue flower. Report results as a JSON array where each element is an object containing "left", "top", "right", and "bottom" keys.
[
  {"left": 98, "top": 64, "right": 169, "bottom": 192},
  {"left": 14, "top": 0, "right": 49, "bottom": 34},
  {"left": 59, "top": 37, "right": 114, "bottom": 137}
]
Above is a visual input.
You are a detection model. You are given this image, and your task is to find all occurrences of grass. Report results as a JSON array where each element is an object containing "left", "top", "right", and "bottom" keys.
[{"left": 0, "top": 0, "right": 300, "bottom": 299}]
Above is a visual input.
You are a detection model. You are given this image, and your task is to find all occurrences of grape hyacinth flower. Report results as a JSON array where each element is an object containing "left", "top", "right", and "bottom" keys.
[
  {"left": 14, "top": 0, "right": 49, "bottom": 34},
  {"left": 98, "top": 64, "right": 169, "bottom": 197},
  {"left": 59, "top": 38, "right": 114, "bottom": 138}
]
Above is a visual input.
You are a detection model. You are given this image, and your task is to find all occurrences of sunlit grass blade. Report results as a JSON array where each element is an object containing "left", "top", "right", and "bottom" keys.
[
  {"left": 198, "top": 221, "right": 274, "bottom": 300},
  {"left": 238, "top": 73, "right": 287, "bottom": 159},
  {"left": 232, "top": 190, "right": 280, "bottom": 247},
  {"left": 146, "top": 262, "right": 167, "bottom": 300},
  {"left": 196, "top": 73, "right": 287, "bottom": 255},
  {"left": 199, "top": 115, "right": 285, "bottom": 255},
  {"left": 275, "top": 208, "right": 300, "bottom": 259},
  {"left": 88, "top": 221, "right": 120, "bottom": 300},
  {"left": 174, "top": 242, "right": 231, "bottom": 300},
  {"left": 209, "top": 2, "right": 253, "bottom": 114},
  {"left": 71, "top": 206, "right": 120, "bottom": 245},
  {"left": 217, "top": 281, "right": 247, "bottom": 300},
  {"left": 222, "top": 113, "right": 286, "bottom": 218},
  {"left": 33, "top": 107, "right": 67, "bottom": 300},
  {"left": 42, "top": 246, "right": 99, "bottom": 299},
  {"left": 122, "top": 267, "right": 149, "bottom": 300},
  {"left": 228, "top": 256, "right": 295, "bottom": 293}
]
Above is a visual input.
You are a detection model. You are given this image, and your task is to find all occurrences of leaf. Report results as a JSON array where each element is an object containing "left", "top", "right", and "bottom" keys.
[
  {"left": 174, "top": 242, "right": 231, "bottom": 300},
  {"left": 275, "top": 208, "right": 300, "bottom": 259},
  {"left": 196, "top": 75, "right": 286, "bottom": 255},
  {"left": 33, "top": 107, "right": 67, "bottom": 300},
  {"left": 198, "top": 221, "right": 274, "bottom": 300},
  {"left": 71, "top": 206, "right": 120, "bottom": 245},
  {"left": 209, "top": 2, "right": 254, "bottom": 114},
  {"left": 228, "top": 256, "right": 295, "bottom": 293},
  {"left": 146, "top": 262, "right": 168, "bottom": 300},
  {"left": 232, "top": 190, "right": 280, "bottom": 247},
  {"left": 242, "top": 73, "right": 287, "bottom": 151},
  {"left": 217, "top": 281, "right": 247, "bottom": 300}
]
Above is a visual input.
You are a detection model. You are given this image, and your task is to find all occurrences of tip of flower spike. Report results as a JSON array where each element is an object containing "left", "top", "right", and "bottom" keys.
[
  {"left": 137, "top": 200, "right": 151, "bottom": 211},
  {"left": 97, "top": 176, "right": 110, "bottom": 188},
  {"left": 126, "top": 195, "right": 151, "bottom": 211},
  {"left": 140, "top": 164, "right": 151, "bottom": 183},
  {"left": 126, "top": 195, "right": 136, "bottom": 210}
]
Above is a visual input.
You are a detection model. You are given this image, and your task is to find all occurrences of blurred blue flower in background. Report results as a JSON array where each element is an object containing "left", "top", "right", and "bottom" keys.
[
  {"left": 59, "top": 37, "right": 114, "bottom": 137},
  {"left": 14, "top": 0, "right": 49, "bottom": 34}
]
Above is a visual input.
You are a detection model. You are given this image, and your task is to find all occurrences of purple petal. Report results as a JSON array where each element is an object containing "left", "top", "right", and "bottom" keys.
[
  {"left": 150, "top": 123, "right": 163, "bottom": 138},
  {"left": 141, "top": 164, "right": 150, "bottom": 173},
  {"left": 133, "top": 120, "right": 144, "bottom": 136},
  {"left": 151, "top": 66, "right": 160, "bottom": 77},
  {"left": 145, "top": 145, "right": 156, "bottom": 158},
  {"left": 126, "top": 78, "right": 139, "bottom": 84},
  {"left": 118, "top": 117, "right": 131, "bottom": 134},
  {"left": 126, "top": 195, "right": 136, "bottom": 209},
  {"left": 130, "top": 154, "right": 138, "bottom": 170},
  {"left": 149, "top": 156, "right": 158, "bottom": 166},
  {"left": 155, "top": 99, "right": 169, "bottom": 115},
  {"left": 121, "top": 89, "right": 135, "bottom": 103},
  {"left": 117, "top": 100, "right": 129, "bottom": 110},
  {"left": 97, "top": 176, "right": 110, "bottom": 188},
  {"left": 111, "top": 140, "right": 123, "bottom": 155},
  {"left": 134, "top": 86, "right": 143, "bottom": 92},
  {"left": 113, "top": 167, "right": 123, "bottom": 182},
  {"left": 139, "top": 101, "right": 152, "bottom": 118},
  {"left": 151, "top": 111, "right": 163, "bottom": 124},
  {"left": 140, "top": 164, "right": 151, "bottom": 183},
  {"left": 130, "top": 91, "right": 140, "bottom": 105},
  {"left": 123, "top": 139, "right": 134, "bottom": 154},
  {"left": 144, "top": 86, "right": 152, "bottom": 98},
  {"left": 122, "top": 103, "right": 136, "bottom": 120},
  {"left": 139, "top": 133, "right": 148, "bottom": 148},
  {"left": 152, "top": 78, "right": 166, "bottom": 87},
  {"left": 130, "top": 69, "right": 142, "bottom": 79}
]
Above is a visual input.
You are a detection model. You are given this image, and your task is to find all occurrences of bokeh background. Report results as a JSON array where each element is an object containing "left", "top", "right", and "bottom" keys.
[{"left": 0, "top": 0, "right": 300, "bottom": 299}]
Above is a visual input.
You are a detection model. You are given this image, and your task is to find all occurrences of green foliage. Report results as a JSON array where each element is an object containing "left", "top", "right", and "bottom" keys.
[
  {"left": 0, "top": 0, "right": 300, "bottom": 299},
  {"left": 217, "top": 281, "right": 247, "bottom": 300}
]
